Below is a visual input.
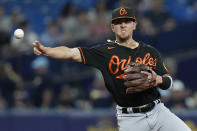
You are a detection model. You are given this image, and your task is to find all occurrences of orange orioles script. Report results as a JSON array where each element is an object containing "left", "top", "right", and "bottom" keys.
[{"left": 108, "top": 53, "right": 157, "bottom": 79}]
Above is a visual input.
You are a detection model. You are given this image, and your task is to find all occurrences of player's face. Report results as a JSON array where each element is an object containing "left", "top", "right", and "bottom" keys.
[{"left": 111, "top": 19, "right": 136, "bottom": 41}]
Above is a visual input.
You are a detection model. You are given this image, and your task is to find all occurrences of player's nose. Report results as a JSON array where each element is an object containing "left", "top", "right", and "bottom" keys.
[{"left": 120, "top": 22, "right": 127, "bottom": 27}]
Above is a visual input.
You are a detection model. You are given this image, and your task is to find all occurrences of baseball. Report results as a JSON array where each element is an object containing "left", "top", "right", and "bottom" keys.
[{"left": 14, "top": 29, "right": 24, "bottom": 39}]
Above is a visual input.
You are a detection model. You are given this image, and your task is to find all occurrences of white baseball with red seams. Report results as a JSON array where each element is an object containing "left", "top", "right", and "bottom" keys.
[{"left": 14, "top": 29, "right": 24, "bottom": 39}]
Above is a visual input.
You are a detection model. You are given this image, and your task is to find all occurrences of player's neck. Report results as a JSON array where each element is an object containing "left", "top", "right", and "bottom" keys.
[{"left": 115, "top": 39, "right": 139, "bottom": 49}]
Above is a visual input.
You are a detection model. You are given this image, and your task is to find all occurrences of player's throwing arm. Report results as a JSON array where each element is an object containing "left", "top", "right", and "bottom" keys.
[{"left": 33, "top": 41, "right": 82, "bottom": 62}]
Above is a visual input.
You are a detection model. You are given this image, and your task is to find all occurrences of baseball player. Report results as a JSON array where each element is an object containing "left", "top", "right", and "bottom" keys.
[{"left": 33, "top": 7, "right": 191, "bottom": 131}]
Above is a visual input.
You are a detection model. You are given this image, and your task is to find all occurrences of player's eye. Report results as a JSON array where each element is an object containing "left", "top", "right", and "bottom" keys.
[
  {"left": 112, "top": 20, "right": 121, "bottom": 25},
  {"left": 124, "top": 20, "right": 132, "bottom": 23},
  {"left": 112, "top": 19, "right": 132, "bottom": 25}
]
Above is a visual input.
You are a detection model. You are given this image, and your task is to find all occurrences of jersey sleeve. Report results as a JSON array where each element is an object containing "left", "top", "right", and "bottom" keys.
[
  {"left": 151, "top": 47, "right": 169, "bottom": 76},
  {"left": 148, "top": 46, "right": 172, "bottom": 90},
  {"left": 78, "top": 45, "right": 106, "bottom": 70}
]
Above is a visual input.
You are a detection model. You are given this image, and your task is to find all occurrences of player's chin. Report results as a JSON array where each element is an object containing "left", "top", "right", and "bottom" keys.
[{"left": 118, "top": 35, "right": 130, "bottom": 41}]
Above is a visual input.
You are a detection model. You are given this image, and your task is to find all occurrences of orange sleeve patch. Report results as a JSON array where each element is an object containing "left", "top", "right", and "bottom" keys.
[{"left": 162, "top": 74, "right": 169, "bottom": 77}]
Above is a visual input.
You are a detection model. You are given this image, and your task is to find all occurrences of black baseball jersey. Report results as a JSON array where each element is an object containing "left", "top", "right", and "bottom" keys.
[{"left": 78, "top": 41, "right": 169, "bottom": 107}]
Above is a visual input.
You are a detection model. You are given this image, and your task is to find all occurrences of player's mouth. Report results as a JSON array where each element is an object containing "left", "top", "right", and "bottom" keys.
[{"left": 121, "top": 30, "right": 126, "bottom": 33}]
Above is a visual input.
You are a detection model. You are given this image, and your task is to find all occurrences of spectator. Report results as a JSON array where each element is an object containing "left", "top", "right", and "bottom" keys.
[
  {"left": 0, "top": 30, "right": 12, "bottom": 60},
  {"left": 10, "top": 8, "right": 25, "bottom": 29},
  {"left": 12, "top": 88, "right": 31, "bottom": 109},
  {"left": 0, "top": 95, "right": 7, "bottom": 111},
  {"left": 169, "top": 80, "right": 190, "bottom": 111},
  {"left": 90, "top": 70, "right": 113, "bottom": 108},
  {"left": 145, "top": 0, "right": 176, "bottom": 33},
  {"left": 60, "top": 2, "right": 77, "bottom": 18},
  {"left": 165, "top": 0, "right": 197, "bottom": 21},
  {"left": 0, "top": 6, "right": 12, "bottom": 32},
  {"left": 56, "top": 85, "right": 75, "bottom": 111},
  {"left": 59, "top": 3, "right": 77, "bottom": 44},
  {"left": 62, "top": 9, "right": 91, "bottom": 43},
  {"left": 89, "top": 0, "right": 112, "bottom": 42},
  {"left": 31, "top": 56, "right": 54, "bottom": 107},
  {"left": 137, "top": 16, "right": 157, "bottom": 37},
  {"left": 40, "top": 20, "right": 63, "bottom": 47},
  {"left": 116, "top": 0, "right": 138, "bottom": 9},
  {"left": 0, "top": 61, "right": 23, "bottom": 107},
  {"left": 40, "top": 88, "right": 54, "bottom": 109},
  {"left": 160, "top": 57, "right": 190, "bottom": 110}
]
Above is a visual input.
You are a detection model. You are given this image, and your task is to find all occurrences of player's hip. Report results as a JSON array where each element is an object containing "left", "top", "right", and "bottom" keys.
[{"left": 116, "top": 99, "right": 162, "bottom": 116}]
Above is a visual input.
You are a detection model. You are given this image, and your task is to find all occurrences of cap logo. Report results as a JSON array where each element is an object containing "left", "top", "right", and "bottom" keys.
[{"left": 120, "top": 8, "right": 127, "bottom": 15}]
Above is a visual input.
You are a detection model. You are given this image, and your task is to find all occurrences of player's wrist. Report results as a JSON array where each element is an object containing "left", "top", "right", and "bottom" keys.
[
  {"left": 42, "top": 46, "right": 49, "bottom": 55},
  {"left": 155, "top": 75, "right": 162, "bottom": 87},
  {"left": 158, "top": 76, "right": 172, "bottom": 90}
]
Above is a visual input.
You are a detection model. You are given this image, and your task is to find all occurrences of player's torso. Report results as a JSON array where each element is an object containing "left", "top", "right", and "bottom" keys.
[
  {"left": 105, "top": 42, "right": 157, "bottom": 79},
  {"left": 101, "top": 42, "right": 160, "bottom": 107}
]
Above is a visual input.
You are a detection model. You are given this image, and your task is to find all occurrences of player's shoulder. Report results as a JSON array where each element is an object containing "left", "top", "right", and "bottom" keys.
[
  {"left": 90, "top": 40, "right": 116, "bottom": 49},
  {"left": 139, "top": 41, "right": 159, "bottom": 53},
  {"left": 90, "top": 43, "right": 109, "bottom": 50},
  {"left": 140, "top": 41, "right": 155, "bottom": 49}
]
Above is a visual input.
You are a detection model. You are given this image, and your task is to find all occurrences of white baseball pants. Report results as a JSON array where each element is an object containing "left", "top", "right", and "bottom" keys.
[{"left": 116, "top": 103, "right": 191, "bottom": 131}]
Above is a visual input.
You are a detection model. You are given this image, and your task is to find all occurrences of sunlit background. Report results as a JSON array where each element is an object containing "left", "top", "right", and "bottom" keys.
[{"left": 0, "top": 0, "right": 197, "bottom": 131}]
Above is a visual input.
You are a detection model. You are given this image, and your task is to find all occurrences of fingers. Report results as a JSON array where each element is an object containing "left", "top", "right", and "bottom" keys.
[
  {"left": 141, "top": 70, "right": 157, "bottom": 83},
  {"left": 126, "top": 87, "right": 135, "bottom": 94},
  {"left": 33, "top": 40, "right": 41, "bottom": 48},
  {"left": 34, "top": 47, "right": 42, "bottom": 55},
  {"left": 123, "top": 73, "right": 145, "bottom": 80},
  {"left": 150, "top": 70, "right": 157, "bottom": 81},
  {"left": 124, "top": 67, "right": 133, "bottom": 73},
  {"left": 126, "top": 84, "right": 150, "bottom": 94},
  {"left": 124, "top": 67, "right": 140, "bottom": 74},
  {"left": 141, "top": 71, "right": 151, "bottom": 80},
  {"left": 124, "top": 78, "right": 145, "bottom": 87},
  {"left": 141, "top": 71, "right": 150, "bottom": 75},
  {"left": 33, "top": 40, "right": 44, "bottom": 55},
  {"left": 126, "top": 86, "right": 144, "bottom": 94}
]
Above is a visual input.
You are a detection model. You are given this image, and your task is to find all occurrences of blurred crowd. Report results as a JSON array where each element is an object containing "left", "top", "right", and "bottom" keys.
[{"left": 0, "top": 0, "right": 197, "bottom": 111}]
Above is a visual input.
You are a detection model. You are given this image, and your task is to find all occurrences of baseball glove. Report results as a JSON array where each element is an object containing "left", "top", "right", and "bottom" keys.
[{"left": 123, "top": 62, "right": 157, "bottom": 94}]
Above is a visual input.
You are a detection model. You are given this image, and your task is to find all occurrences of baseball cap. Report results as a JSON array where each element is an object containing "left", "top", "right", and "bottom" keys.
[{"left": 112, "top": 7, "right": 136, "bottom": 22}]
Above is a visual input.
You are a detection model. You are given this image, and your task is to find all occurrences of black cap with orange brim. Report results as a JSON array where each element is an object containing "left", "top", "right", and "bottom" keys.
[{"left": 112, "top": 7, "right": 136, "bottom": 22}]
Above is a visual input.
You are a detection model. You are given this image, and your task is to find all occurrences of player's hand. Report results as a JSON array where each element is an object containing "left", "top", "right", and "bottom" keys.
[
  {"left": 123, "top": 62, "right": 157, "bottom": 94},
  {"left": 33, "top": 40, "right": 46, "bottom": 55}
]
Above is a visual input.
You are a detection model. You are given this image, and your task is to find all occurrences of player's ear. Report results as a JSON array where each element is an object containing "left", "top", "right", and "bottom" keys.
[
  {"left": 133, "top": 22, "right": 137, "bottom": 30},
  {"left": 111, "top": 24, "right": 115, "bottom": 32}
]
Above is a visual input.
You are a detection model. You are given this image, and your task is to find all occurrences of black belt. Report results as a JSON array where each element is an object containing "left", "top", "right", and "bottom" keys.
[{"left": 122, "top": 100, "right": 161, "bottom": 114}]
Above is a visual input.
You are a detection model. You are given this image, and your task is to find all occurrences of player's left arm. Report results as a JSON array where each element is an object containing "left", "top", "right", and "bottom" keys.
[{"left": 151, "top": 48, "right": 172, "bottom": 90}]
